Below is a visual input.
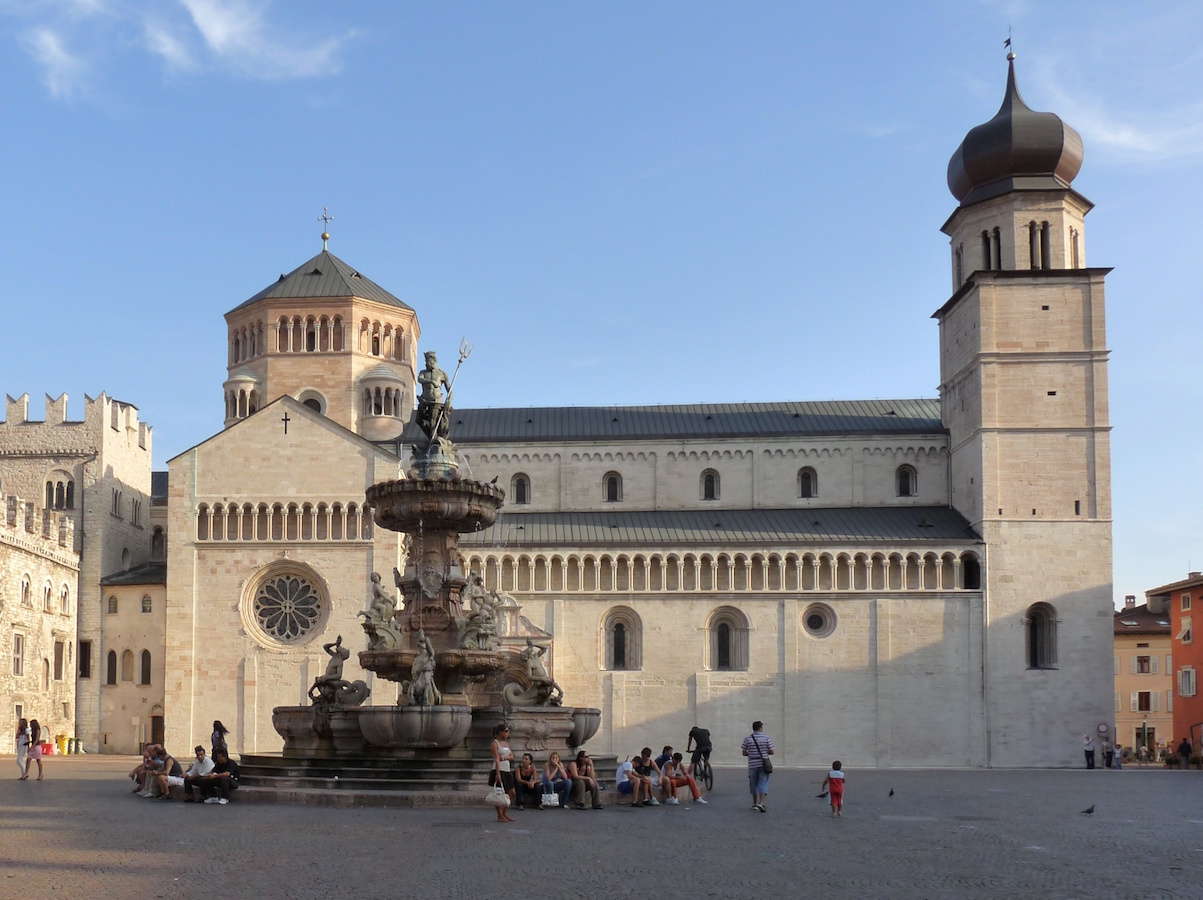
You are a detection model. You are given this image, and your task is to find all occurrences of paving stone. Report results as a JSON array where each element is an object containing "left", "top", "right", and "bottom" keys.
[{"left": 0, "top": 756, "right": 1199, "bottom": 899}]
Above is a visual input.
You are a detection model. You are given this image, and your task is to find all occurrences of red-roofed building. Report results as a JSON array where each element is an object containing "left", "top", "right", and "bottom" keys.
[{"left": 1114, "top": 595, "right": 1172, "bottom": 754}]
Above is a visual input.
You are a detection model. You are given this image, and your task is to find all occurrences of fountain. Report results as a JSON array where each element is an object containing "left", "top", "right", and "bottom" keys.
[{"left": 249, "top": 343, "right": 602, "bottom": 805}]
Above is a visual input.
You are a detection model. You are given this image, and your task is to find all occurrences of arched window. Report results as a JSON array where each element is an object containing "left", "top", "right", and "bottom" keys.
[
  {"left": 60, "top": 586, "right": 69, "bottom": 616},
  {"left": 20, "top": 576, "right": 31, "bottom": 607},
  {"left": 896, "top": 465, "right": 917, "bottom": 497},
  {"left": 603, "top": 606, "right": 642, "bottom": 670},
  {"left": 106, "top": 650, "right": 118, "bottom": 685},
  {"left": 120, "top": 649, "right": 134, "bottom": 682},
  {"left": 43, "top": 584, "right": 52, "bottom": 612},
  {"left": 701, "top": 469, "right": 719, "bottom": 501},
  {"left": 511, "top": 474, "right": 530, "bottom": 505},
  {"left": 603, "top": 472, "right": 623, "bottom": 503},
  {"left": 141, "top": 595, "right": 152, "bottom": 614},
  {"left": 151, "top": 526, "right": 165, "bottom": 559},
  {"left": 708, "top": 606, "right": 750, "bottom": 671},
  {"left": 798, "top": 467, "right": 818, "bottom": 499},
  {"left": 1026, "top": 603, "right": 1058, "bottom": 669},
  {"left": 107, "top": 596, "right": 118, "bottom": 614},
  {"left": 961, "top": 553, "right": 981, "bottom": 590},
  {"left": 139, "top": 650, "right": 152, "bottom": 685},
  {"left": 121, "top": 548, "right": 131, "bottom": 570}
]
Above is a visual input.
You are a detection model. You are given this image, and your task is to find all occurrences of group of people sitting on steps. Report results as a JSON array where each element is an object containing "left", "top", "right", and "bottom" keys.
[
  {"left": 615, "top": 746, "right": 707, "bottom": 806},
  {"left": 127, "top": 721, "right": 239, "bottom": 804},
  {"left": 490, "top": 724, "right": 610, "bottom": 818}
]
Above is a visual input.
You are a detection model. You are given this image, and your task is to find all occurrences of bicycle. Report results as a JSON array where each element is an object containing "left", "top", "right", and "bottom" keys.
[{"left": 692, "top": 754, "right": 713, "bottom": 791}]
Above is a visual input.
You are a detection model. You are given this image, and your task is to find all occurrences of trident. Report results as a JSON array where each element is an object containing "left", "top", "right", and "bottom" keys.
[{"left": 428, "top": 337, "right": 472, "bottom": 441}]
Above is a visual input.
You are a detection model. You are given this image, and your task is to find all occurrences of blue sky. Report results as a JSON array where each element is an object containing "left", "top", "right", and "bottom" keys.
[{"left": 1, "top": 1, "right": 1200, "bottom": 607}]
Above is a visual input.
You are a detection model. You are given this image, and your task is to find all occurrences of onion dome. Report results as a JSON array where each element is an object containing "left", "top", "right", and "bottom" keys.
[{"left": 947, "top": 55, "right": 1083, "bottom": 206}]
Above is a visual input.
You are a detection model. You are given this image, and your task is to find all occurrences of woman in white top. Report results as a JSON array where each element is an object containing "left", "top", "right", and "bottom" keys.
[
  {"left": 15, "top": 718, "right": 29, "bottom": 779},
  {"left": 490, "top": 723, "right": 516, "bottom": 822}
]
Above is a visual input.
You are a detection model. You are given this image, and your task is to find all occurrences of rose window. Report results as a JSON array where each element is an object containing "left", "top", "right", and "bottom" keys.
[{"left": 254, "top": 575, "right": 322, "bottom": 642}]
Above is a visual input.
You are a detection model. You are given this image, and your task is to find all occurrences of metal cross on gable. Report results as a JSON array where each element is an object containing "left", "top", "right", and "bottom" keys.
[{"left": 282, "top": 412, "right": 291, "bottom": 434}]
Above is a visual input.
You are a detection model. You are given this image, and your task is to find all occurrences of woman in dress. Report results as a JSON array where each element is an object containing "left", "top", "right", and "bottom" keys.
[
  {"left": 26, "top": 719, "right": 43, "bottom": 781},
  {"left": 541, "top": 750, "right": 571, "bottom": 809},
  {"left": 490, "top": 723, "right": 516, "bottom": 822},
  {"left": 15, "top": 718, "right": 29, "bottom": 779},
  {"left": 211, "top": 721, "right": 229, "bottom": 756}
]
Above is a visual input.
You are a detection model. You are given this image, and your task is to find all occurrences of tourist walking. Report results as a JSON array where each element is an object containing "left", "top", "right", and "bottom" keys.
[
  {"left": 489, "top": 723, "right": 516, "bottom": 822},
  {"left": 26, "top": 720, "right": 43, "bottom": 781},
  {"left": 14, "top": 718, "right": 29, "bottom": 779},
  {"left": 211, "top": 721, "right": 230, "bottom": 757},
  {"left": 1082, "top": 733, "right": 1095, "bottom": 769},
  {"left": 1178, "top": 737, "right": 1192, "bottom": 770},
  {"left": 741, "top": 720, "right": 774, "bottom": 812},
  {"left": 822, "top": 761, "right": 845, "bottom": 817}
]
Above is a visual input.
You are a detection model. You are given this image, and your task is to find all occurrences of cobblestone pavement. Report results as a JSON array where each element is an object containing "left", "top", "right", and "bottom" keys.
[{"left": 0, "top": 757, "right": 1200, "bottom": 899}]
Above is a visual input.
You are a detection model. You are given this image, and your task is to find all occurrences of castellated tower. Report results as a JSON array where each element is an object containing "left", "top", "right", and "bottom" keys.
[
  {"left": 221, "top": 242, "right": 420, "bottom": 441},
  {"left": 936, "top": 55, "right": 1113, "bottom": 765}
]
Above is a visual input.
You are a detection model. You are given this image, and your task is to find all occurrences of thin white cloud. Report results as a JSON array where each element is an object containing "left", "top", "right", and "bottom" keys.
[
  {"left": 179, "top": 0, "right": 347, "bottom": 80},
  {"left": 21, "top": 27, "right": 87, "bottom": 99},
  {"left": 143, "top": 20, "right": 195, "bottom": 72}
]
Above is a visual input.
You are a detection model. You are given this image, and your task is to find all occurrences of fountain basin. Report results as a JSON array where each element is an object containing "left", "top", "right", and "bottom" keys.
[
  {"left": 359, "top": 705, "right": 473, "bottom": 749},
  {"left": 366, "top": 478, "right": 503, "bottom": 534},
  {"left": 569, "top": 708, "right": 602, "bottom": 748},
  {"left": 273, "top": 706, "right": 333, "bottom": 758}
]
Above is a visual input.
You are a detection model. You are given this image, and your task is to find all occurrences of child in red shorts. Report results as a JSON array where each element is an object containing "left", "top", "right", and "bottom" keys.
[{"left": 821, "top": 760, "right": 845, "bottom": 817}]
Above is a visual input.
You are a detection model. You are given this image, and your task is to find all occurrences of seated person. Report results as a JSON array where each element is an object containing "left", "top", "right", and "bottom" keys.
[
  {"left": 567, "top": 750, "right": 602, "bottom": 809},
  {"left": 660, "top": 752, "right": 706, "bottom": 804},
  {"left": 514, "top": 753, "right": 543, "bottom": 809},
  {"left": 150, "top": 747, "right": 184, "bottom": 800},
  {"left": 130, "top": 743, "right": 162, "bottom": 794},
  {"left": 199, "top": 749, "right": 241, "bottom": 804},
  {"left": 541, "top": 751, "right": 571, "bottom": 808},
  {"left": 183, "top": 746, "right": 215, "bottom": 802},
  {"left": 655, "top": 745, "right": 673, "bottom": 772},
  {"left": 634, "top": 748, "right": 661, "bottom": 806},
  {"left": 616, "top": 753, "right": 653, "bottom": 807}
]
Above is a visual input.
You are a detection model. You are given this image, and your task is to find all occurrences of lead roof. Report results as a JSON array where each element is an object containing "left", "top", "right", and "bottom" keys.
[
  {"left": 228, "top": 250, "right": 413, "bottom": 315},
  {"left": 458, "top": 506, "right": 979, "bottom": 549},
  {"left": 398, "top": 398, "right": 943, "bottom": 444}
]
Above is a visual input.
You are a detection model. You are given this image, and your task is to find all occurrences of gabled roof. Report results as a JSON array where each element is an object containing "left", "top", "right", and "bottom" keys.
[
  {"left": 459, "top": 506, "right": 979, "bottom": 548},
  {"left": 1145, "top": 573, "right": 1203, "bottom": 598},
  {"left": 100, "top": 561, "right": 167, "bottom": 586},
  {"left": 227, "top": 250, "right": 412, "bottom": 315},
  {"left": 400, "top": 399, "right": 944, "bottom": 444}
]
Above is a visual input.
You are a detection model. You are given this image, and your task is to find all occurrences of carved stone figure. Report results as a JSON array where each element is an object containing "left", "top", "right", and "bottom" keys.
[
  {"left": 408, "top": 629, "right": 441, "bottom": 706},
  {"left": 360, "top": 572, "right": 405, "bottom": 650},
  {"left": 308, "top": 635, "right": 371, "bottom": 708},
  {"left": 367, "top": 572, "right": 397, "bottom": 620},
  {"left": 502, "top": 681, "right": 563, "bottom": 708},
  {"left": 457, "top": 574, "right": 501, "bottom": 650}
]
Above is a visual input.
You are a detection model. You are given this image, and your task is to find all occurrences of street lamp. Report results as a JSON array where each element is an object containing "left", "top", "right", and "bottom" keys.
[{"left": 1142, "top": 719, "right": 1148, "bottom": 753}]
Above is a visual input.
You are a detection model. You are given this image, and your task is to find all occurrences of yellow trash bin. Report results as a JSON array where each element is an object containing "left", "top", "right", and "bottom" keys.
[{"left": 55, "top": 734, "right": 68, "bottom": 755}]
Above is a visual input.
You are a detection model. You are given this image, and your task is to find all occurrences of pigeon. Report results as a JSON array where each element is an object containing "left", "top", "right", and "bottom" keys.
[
  {"left": 816, "top": 791, "right": 828, "bottom": 799},
  {"left": 489, "top": 476, "right": 499, "bottom": 485},
  {"left": 1080, "top": 805, "right": 1094, "bottom": 815},
  {"left": 888, "top": 789, "right": 894, "bottom": 797}
]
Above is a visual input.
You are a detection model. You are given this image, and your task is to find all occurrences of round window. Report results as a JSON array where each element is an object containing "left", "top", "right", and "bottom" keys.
[
  {"left": 802, "top": 603, "right": 836, "bottom": 638},
  {"left": 253, "top": 572, "right": 323, "bottom": 643}
]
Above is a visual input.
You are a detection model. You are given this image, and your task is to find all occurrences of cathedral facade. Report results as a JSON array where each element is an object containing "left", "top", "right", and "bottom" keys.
[{"left": 2, "top": 57, "right": 1114, "bottom": 767}]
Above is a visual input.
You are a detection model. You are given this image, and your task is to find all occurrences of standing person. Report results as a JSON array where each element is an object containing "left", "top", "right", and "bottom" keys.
[
  {"left": 489, "top": 723, "right": 516, "bottom": 822},
  {"left": 686, "top": 725, "right": 712, "bottom": 776},
  {"left": 1103, "top": 740, "right": 1114, "bottom": 769},
  {"left": 1082, "top": 733, "right": 1095, "bottom": 769},
  {"left": 211, "top": 721, "right": 230, "bottom": 757},
  {"left": 26, "top": 720, "right": 43, "bottom": 781},
  {"left": 567, "top": 750, "right": 602, "bottom": 809},
  {"left": 822, "top": 761, "right": 845, "bottom": 817},
  {"left": 1138, "top": 744, "right": 1150, "bottom": 767},
  {"left": 1178, "top": 737, "right": 1192, "bottom": 770},
  {"left": 741, "top": 721, "right": 774, "bottom": 813},
  {"left": 15, "top": 718, "right": 29, "bottom": 779},
  {"left": 541, "top": 751, "right": 571, "bottom": 809},
  {"left": 1114, "top": 743, "right": 1123, "bottom": 770}
]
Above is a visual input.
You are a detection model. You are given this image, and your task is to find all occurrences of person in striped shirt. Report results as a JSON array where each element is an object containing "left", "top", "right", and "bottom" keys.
[{"left": 740, "top": 721, "right": 774, "bottom": 812}]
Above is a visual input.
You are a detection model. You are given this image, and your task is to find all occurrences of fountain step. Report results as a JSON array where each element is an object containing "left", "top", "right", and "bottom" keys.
[
  {"left": 236, "top": 785, "right": 497, "bottom": 809},
  {"left": 242, "top": 775, "right": 478, "bottom": 792}
]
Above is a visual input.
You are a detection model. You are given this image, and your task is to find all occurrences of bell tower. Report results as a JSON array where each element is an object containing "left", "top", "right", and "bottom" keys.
[{"left": 935, "top": 53, "right": 1113, "bottom": 766}]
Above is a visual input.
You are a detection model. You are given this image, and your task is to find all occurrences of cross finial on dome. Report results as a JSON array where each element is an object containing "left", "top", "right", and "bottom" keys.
[
  {"left": 318, "top": 206, "right": 334, "bottom": 250},
  {"left": 1005, "top": 29, "right": 1015, "bottom": 62}
]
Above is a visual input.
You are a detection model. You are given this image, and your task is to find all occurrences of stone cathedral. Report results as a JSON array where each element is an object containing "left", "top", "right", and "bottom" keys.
[{"left": 0, "top": 56, "right": 1113, "bottom": 767}]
